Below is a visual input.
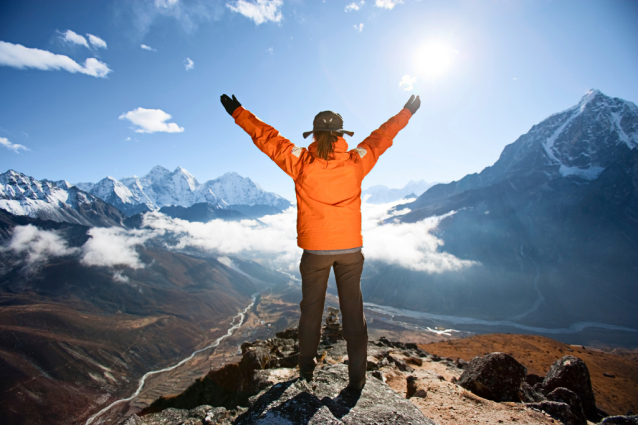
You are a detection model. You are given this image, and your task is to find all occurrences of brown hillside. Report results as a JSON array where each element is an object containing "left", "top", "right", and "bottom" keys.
[{"left": 420, "top": 333, "right": 638, "bottom": 416}]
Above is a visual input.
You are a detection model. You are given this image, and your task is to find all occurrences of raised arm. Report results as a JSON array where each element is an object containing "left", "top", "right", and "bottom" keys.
[
  {"left": 221, "top": 94, "right": 306, "bottom": 180},
  {"left": 356, "top": 95, "right": 420, "bottom": 177}
]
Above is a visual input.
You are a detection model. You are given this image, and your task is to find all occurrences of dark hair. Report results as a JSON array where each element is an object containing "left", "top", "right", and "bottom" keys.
[{"left": 314, "top": 131, "right": 340, "bottom": 160}]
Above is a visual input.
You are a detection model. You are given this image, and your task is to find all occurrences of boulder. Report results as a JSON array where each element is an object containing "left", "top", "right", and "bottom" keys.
[
  {"left": 547, "top": 387, "right": 587, "bottom": 425},
  {"left": 234, "top": 364, "right": 437, "bottom": 424},
  {"left": 323, "top": 307, "right": 344, "bottom": 342},
  {"left": 526, "top": 401, "right": 582, "bottom": 425},
  {"left": 541, "top": 356, "right": 599, "bottom": 422},
  {"left": 276, "top": 327, "right": 298, "bottom": 340},
  {"left": 597, "top": 416, "right": 638, "bottom": 425},
  {"left": 519, "top": 381, "right": 545, "bottom": 403},
  {"left": 406, "top": 375, "right": 427, "bottom": 399},
  {"left": 457, "top": 352, "right": 527, "bottom": 402}
]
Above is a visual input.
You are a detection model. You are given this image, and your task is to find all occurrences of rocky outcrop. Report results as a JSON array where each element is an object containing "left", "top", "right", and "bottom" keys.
[
  {"left": 525, "top": 401, "right": 584, "bottom": 425},
  {"left": 234, "top": 364, "right": 436, "bottom": 424},
  {"left": 597, "top": 415, "right": 638, "bottom": 424},
  {"left": 540, "top": 356, "right": 600, "bottom": 422},
  {"left": 134, "top": 331, "right": 438, "bottom": 424},
  {"left": 457, "top": 352, "right": 527, "bottom": 402},
  {"left": 322, "top": 307, "right": 343, "bottom": 342},
  {"left": 547, "top": 387, "right": 587, "bottom": 425}
]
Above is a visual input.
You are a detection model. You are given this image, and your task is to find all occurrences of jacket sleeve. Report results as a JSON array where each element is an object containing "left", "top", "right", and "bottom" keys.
[
  {"left": 355, "top": 108, "right": 412, "bottom": 177},
  {"left": 232, "top": 106, "right": 306, "bottom": 180}
]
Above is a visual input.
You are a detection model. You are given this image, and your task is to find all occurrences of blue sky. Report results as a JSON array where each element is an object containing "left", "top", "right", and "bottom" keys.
[{"left": 1, "top": 0, "right": 637, "bottom": 202}]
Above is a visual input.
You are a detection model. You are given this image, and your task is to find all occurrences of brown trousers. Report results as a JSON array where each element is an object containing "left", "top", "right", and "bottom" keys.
[{"left": 298, "top": 250, "right": 368, "bottom": 384}]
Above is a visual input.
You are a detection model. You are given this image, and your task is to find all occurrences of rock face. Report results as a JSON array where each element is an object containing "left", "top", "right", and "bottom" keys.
[
  {"left": 457, "top": 352, "right": 527, "bottom": 402},
  {"left": 138, "top": 331, "right": 438, "bottom": 425},
  {"left": 597, "top": 416, "right": 638, "bottom": 425},
  {"left": 541, "top": 356, "right": 599, "bottom": 422},
  {"left": 322, "top": 307, "right": 343, "bottom": 342},
  {"left": 525, "top": 401, "right": 583, "bottom": 425},
  {"left": 547, "top": 387, "right": 587, "bottom": 425},
  {"left": 0, "top": 170, "right": 126, "bottom": 227},
  {"left": 234, "top": 364, "right": 436, "bottom": 425}
]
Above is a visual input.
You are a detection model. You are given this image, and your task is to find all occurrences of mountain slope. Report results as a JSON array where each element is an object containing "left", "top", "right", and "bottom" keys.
[
  {"left": 0, "top": 209, "right": 284, "bottom": 425},
  {"left": 79, "top": 166, "right": 291, "bottom": 218},
  {"left": 364, "top": 90, "right": 638, "bottom": 329},
  {"left": 0, "top": 170, "right": 126, "bottom": 227}
]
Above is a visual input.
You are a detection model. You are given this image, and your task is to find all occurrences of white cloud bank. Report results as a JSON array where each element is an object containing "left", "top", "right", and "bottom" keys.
[
  {"left": 184, "top": 57, "right": 194, "bottom": 70},
  {"left": 375, "top": 0, "right": 402, "bottom": 9},
  {"left": 227, "top": 0, "right": 283, "bottom": 25},
  {"left": 0, "top": 41, "right": 111, "bottom": 78},
  {"left": 119, "top": 108, "right": 185, "bottom": 133},
  {"left": 80, "top": 227, "right": 157, "bottom": 269},
  {"left": 141, "top": 44, "right": 157, "bottom": 51},
  {"left": 138, "top": 200, "right": 475, "bottom": 274},
  {"left": 354, "top": 23, "right": 364, "bottom": 32},
  {"left": 1, "top": 137, "right": 30, "bottom": 153},
  {"left": 3, "top": 225, "right": 78, "bottom": 265},
  {"left": 399, "top": 74, "right": 416, "bottom": 91},
  {"left": 2, "top": 202, "right": 475, "bottom": 275}
]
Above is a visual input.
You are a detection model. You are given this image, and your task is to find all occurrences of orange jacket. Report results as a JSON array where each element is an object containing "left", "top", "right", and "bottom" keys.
[{"left": 232, "top": 106, "right": 412, "bottom": 250}]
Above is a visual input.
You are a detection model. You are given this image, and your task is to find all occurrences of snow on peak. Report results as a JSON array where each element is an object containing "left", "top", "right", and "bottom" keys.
[
  {"left": 534, "top": 90, "right": 638, "bottom": 180},
  {"left": 74, "top": 166, "right": 291, "bottom": 214}
]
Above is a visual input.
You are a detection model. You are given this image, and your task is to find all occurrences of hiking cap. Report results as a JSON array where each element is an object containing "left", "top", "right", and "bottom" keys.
[{"left": 303, "top": 111, "right": 354, "bottom": 139}]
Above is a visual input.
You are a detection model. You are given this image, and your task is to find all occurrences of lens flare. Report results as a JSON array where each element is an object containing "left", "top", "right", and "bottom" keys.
[{"left": 414, "top": 41, "right": 458, "bottom": 80}]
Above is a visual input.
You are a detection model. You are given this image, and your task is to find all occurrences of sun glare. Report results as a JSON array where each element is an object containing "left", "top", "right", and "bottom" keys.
[{"left": 414, "top": 41, "right": 458, "bottom": 80}]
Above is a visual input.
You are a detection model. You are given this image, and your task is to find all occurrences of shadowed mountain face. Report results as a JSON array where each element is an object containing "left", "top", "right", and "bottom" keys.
[
  {"left": 362, "top": 90, "right": 638, "bottom": 330},
  {"left": 0, "top": 214, "right": 269, "bottom": 425}
]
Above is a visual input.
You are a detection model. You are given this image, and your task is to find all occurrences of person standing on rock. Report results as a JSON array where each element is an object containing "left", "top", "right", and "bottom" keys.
[{"left": 220, "top": 93, "right": 421, "bottom": 390}]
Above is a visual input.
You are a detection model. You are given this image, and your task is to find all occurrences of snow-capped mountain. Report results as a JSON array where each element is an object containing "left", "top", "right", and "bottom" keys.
[
  {"left": 0, "top": 170, "right": 126, "bottom": 227},
  {"left": 362, "top": 180, "right": 435, "bottom": 204},
  {"left": 371, "top": 89, "right": 638, "bottom": 329},
  {"left": 77, "top": 166, "right": 291, "bottom": 217}
]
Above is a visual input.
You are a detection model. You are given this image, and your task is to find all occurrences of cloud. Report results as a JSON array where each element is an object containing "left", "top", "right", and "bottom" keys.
[
  {"left": 3, "top": 225, "right": 79, "bottom": 266},
  {"left": 399, "top": 74, "right": 416, "bottom": 91},
  {"left": 0, "top": 41, "right": 112, "bottom": 78},
  {"left": 155, "top": 0, "right": 180, "bottom": 8},
  {"left": 80, "top": 227, "right": 158, "bottom": 269},
  {"left": 126, "top": 0, "right": 222, "bottom": 35},
  {"left": 1, "top": 137, "right": 30, "bottom": 153},
  {"left": 62, "top": 30, "right": 89, "bottom": 48},
  {"left": 119, "top": 108, "right": 185, "bottom": 133},
  {"left": 184, "top": 57, "right": 194, "bottom": 70},
  {"left": 345, "top": 1, "right": 364, "bottom": 12},
  {"left": 137, "top": 201, "right": 475, "bottom": 274},
  {"left": 354, "top": 23, "right": 364, "bottom": 32},
  {"left": 87, "top": 34, "right": 107, "bottom": 49},
  {"left": 226, "top": 0, "right": 283, "bottom": 25},
  {"left": 375, "top": 0, "right": 402, "bottom": 9},
  {"left": 141, "top": 44, "right": 157, "bottom": 51},
  {"left": 360, "top": 202, "right": 476, "bottom": 273}
]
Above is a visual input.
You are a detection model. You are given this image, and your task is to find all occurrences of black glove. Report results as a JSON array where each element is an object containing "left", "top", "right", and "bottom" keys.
[
  {"left": 220, "top": 94, "right": 242, "bottom": 116},
  {"left": 404, "top": 94, "right": 421, "bottom": 115}
]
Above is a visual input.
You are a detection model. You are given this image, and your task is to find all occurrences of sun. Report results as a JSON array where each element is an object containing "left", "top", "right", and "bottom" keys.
[{"left": 414, "top": 40, "right": 458, "bottom": 80}]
